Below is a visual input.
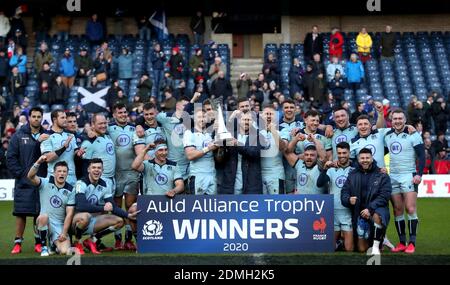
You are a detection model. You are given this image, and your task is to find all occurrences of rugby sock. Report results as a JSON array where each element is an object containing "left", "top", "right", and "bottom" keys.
[
  {"left": 33, "top": 225, "right": 42, "bottom": 245},
  {"left": 94, "top": 226, "right": 117, "bottom": 240},
  {"left": 373, "top": 223, "right": 385, "bottom": 242},
  {"left": 14, "top": 237, "right": 23, "bottom": 245},
  {"left": 114, "top": 230, "right": 122, "bottom": 241},
  {"left": 38, "top": 225, "right": 48, "bottom": 247},
  {"left": 408, "top": 213, "right": 419, "bottom": 246},
  {"left": 394, "top": 215, "right": 407, "bottom": 245},
  {"left": 125, "top": 225, "right": 133, "bottom": 242}
]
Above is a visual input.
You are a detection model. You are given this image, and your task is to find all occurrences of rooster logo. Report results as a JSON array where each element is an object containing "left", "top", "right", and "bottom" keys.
[{"left": 313, "top": 217, "right": 327, "bottom": 234}]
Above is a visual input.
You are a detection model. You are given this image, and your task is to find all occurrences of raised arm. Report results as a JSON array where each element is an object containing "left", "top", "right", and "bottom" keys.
[{"left": 27, "top": 155, "right": 47, "bottom": 186}]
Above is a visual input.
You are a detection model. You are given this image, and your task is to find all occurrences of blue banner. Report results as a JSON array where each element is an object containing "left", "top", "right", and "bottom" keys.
[{"left": 137, "top": 195, "right": 334, "bottom": 253}]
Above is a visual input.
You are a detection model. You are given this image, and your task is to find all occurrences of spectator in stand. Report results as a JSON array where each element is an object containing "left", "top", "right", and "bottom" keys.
[
  {"left": 190, "top": 11, "right": 206, "bottom": 46},
  {"left": 168, "top": 47, "right": 184, "bottom": 83},
  {"left": 160, "top": 89, "right": 177, "bottom": 112},
  {"left": 345, "top": 53, "right": 364, "bottom": 94},
  {"left": 409, "top": 100, "right": 425, "bottom": 127},
  {"left": 210, "top": 70, "right": 232, "bottom": 104},
  {"left": 9, "top": 45, "right": 27, "bottom": 80},
  {"left": 254, "top": 73, "right": 266, "bottom": 90},
  {"left": 189, "top": 48, "right": 205, "bottom": 77},
  {"left": 32, "top": 8, "right": 51, "bottom": 43},
  {"left": 423, "top": 94, "right": 434, "bottom": 132},
  {"left": 0, "top": 10, "right": 10, "bottom": 46},
  {"left": 237, "top": 73, "right": 252, "bottom": 101},
  {"left": 289, "top": 57, "right": 304, "bottom": 96},
  {"left": 160, "top": 71, "right": 175, "bottom": 95},
  {"left": 59, "top": 48, "right": 76, "bottom": 88},
  {"left": 96, "top": 41, "right": 113, "bottom": 63},
  {"left": 136, "top": 73, "right": 152, "bottom": 103},
  {"left": 192, "top": 84, "right": 208, "bottom": 103},
  {"left": 38, "top": 80, "right": 52, "bottom": 106},
  {"left": 206, "top": 41, "right": 220, "bottom": 66},
  {"left": 86, "top": 14, "right": 104, "bottom": 47},
  {"left": 115, "top": 46, "right": 134, "bottom": 87},
  {"left": 379, "top": 25, "right": 396, "bottom": 62},
  {"left": 350, "top": 102, "right": 367, "bottom": 125},
  {"left": 93, "top": 51, "right": 110, "bottom": 83},
  {"left": 52, "top": 76, "right": 69, "bottom": 106},
  {"left": 105, "top": 79, "right": 122, "bottom": 111},
  {"left": 311, "top": 53, "right": 325, "bottom": 78},
  {"left": 55, "top": 14, "right": 71, "bottom": 41},
  {"left": 263, "top": 53, "right": 280, "bottom": 85},
  {"left": 34, "top": 42, "right": 53, "bottom": 74},
  {"left": 151, "top": 43, "right": 166, "bottom": 99},
  {"left": 208, "top": 56, "right": 226, "bottom": 82},
  {"left": 174, "top": 79, "right": 186, "bottom": 99},
  {"left": 356, "top": 27, "right": 373, "bottom": 64},
  {"left": 211, "top": 12, "right": 227, "bottom": 33},
  {"left": 422, "top": 137, "right": 433, "bottom": 174},
  {"left": 432, "top": 96, "right": 448, "bottom": 135},
  {"left": 303, "top": 25, "right": 323, "bottom": 61},
  {"left": 326, "top": 55, "right": 345, "bottom": 82},
  {"left": 136, "top": 15, "right": 151, "bottom": 41},
  {"left": 38, "top": 62, "right": 55, "bottom": 88},
  {"left": 9, "top": 6, "right": 25, "bottom": 38},
  {"left": 248, "top": 83, "right": 264, "bottom": 106},
  {"left": 0, "top": 137, "right": 10, "bottom": 178},
  {"left": 12, "top": 29, "right": 27, "bottom": 52},
  {"left": 9, "top": 66, "right": 25, "bottom": 107},
  {"left": 431, "top": 131, "right": 449, "bottom": 156},
  {"left": 75, "top": 46, "right": 94, "bottom": 88},
  {"left": 0, "top": 49, "right": 8, "bottom": 96},
  {"left": 329, "top": 27, "right": 344, "bottom": 60},
  {"left": 431, "top": 145, "right": 450, "bottom": 174},
  {"left": 109, "top": 89, "right": 128, "bottom": 111},
  {"left": 329, "top": 70, "right": 347, "bottom": 107}
]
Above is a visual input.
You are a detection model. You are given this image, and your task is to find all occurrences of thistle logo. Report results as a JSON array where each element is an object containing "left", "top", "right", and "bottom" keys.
[
  {"left": 142, "top": 220, "right": 163, "bottom": 240},
  {"left": 312, "top": 217, "right": 327, "bottom": 240}
]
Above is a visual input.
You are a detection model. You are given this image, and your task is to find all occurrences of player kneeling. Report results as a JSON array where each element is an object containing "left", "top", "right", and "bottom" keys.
[
  {"left": 27, "top": 156, "right": 76, "bottom": 256},
  {"left": 71, "top": 158, "right": 138, "bottom": 254}
]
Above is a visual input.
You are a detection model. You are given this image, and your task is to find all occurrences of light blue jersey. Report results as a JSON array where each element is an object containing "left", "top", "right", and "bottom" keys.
[
  {"left": 132, "top": 123, "right": 166, "bottom": 158},
  {"left": 260, "top": 129, "right": 285, "bottom": 180},
  {"left": 38, "top": 176, "right": 75, "bottom": 222},
  {"left": 293, "top": 129, "right": 332, "bottom": 155},
  {"left": 81, "top": 135, "right": 116, "bottom": 178},
  {"left": 108, "top": 123, "right": 137, "bottom": 172},
  {"left": 75, "top": 177, "right": 112, "bottom": 207},
  {"left": 40, "top": 130, "right": 78, "bottom": 185},
  {"left": 294, "top": 160, "right": 325, "bottom": 194},
  {"left": 142, "top": 159, "right": 183, "bottom": 195},
  {"left": 234, "top": 133, "right": 249, "bottom": 195},
  {"left": 332, "top": 125, "right": 358, "bottom": 160},
  {"left": 326, "top": 166, "right": 352, "bottom": 210},
  {"left": 384, "top": 129, "right": 423, "bottom": 174},
  {"left": 350, "top": 128, "right": 389, "bottom": 167},
  {"left": 183, "top": 129, "right": 215, "bottom": 176},
  {"left": 156, "top": 112, "right": 189, "bottom": 179}
]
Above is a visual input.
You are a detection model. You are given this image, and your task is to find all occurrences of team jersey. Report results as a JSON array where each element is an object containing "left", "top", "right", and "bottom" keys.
[
  {"left": 156, "top": 112, "right": 189, "bottom": 168},
  {"left": 107, "top": 123, "right": 136, "bottom": 172},
  {"left": 331, "top": 125, "right": 358, "bottom": 160},
  {"left": 260, "top": 129, "right": 285, "bottom": 180},
  {"left": 132, "top": 122, "right": 166, "bottom": 158},
  {"left": 294, "top": 129, "right": 332, "bottom": 154},
  {"left": 234, "top": 133, "right": 249, "bottom": 194},
  {"left": 384, "top": 128, "right": 423, "bottom": 174},
  {"left": 326, "top": 166, "right": 352, "bottom": 210},
  {"left": 183, "top": 129, "right": 215, "bottom": 176},
  {"left": 350, "top": 128, "right": 390, "bottom": 167},
  {"left": 279, "top": 118, "right": 305, "bottom": 141},
  {"left": 38, "top": 176, "right": 75, "bottom": 222},
  {"left": 81, "top": 134, "right": 116, "bottom": 178},
  {"left": 40, "top": 129, "right": 78, "bottom": 181},
  {"left": 75, "top": 177, "right": 112, "bottom": 207},
  {"left": 142, "top": 159, "right": 183, "bottom": 195},
  {"left": 294, "top": 160, "right": 325, "bottom": 194}
]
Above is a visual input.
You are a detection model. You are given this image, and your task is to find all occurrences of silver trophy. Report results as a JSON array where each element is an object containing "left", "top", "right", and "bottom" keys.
[{"left": 215, "top": 103, "right": 233, "bottom": 143}]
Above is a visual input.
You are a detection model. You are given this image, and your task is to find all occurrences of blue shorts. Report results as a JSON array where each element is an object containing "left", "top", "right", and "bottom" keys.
[
  {"left": 390, "top": 173, "right": 417, "bottom": 195},
  {"left": 334, "top": 209, "right": 352, "bottom": 232},
  {"left": 115, "top": 171, "right": 140, "bottom": 197},
  {"left": 189, "top": 175, "right": 217, "bottom": 195},
  {"left": 48, "top": 218, "right": 64, "bottom": 244}
]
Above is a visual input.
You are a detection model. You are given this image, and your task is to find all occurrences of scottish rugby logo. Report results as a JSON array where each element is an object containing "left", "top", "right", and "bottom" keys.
[{"left": 142, "top": 220, "right": 164, "bottom": 240}]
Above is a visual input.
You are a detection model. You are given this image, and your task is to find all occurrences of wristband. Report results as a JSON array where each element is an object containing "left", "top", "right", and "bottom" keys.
[
  {"left": 202, "top": 147, "right": 209, "bottom": 154},
  {"left": 33, "top": 163, "right": 40, "bottom": 169}
]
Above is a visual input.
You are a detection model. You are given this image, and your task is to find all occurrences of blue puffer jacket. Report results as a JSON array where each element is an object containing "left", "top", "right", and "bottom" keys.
[
  {"left": 59, "top": 56, "right": 77, "bottom": 77},
  {"left": 9, "top": 54, "right": 27, "bottom": 74},
  {"left": 6, "top": 124, "right": 47, "bottom": 216},
  {"left": 116, "top": 54, "right": 134, "bottom": 79},
  {"left": 341, "top": 161, "right": 391, "bottom": 231},
  {"left": 86, "top": 20, "right": 104, "bottom": 41},
  {"left": 345, "top": 60, "right": 364, "bottom": 83}
]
